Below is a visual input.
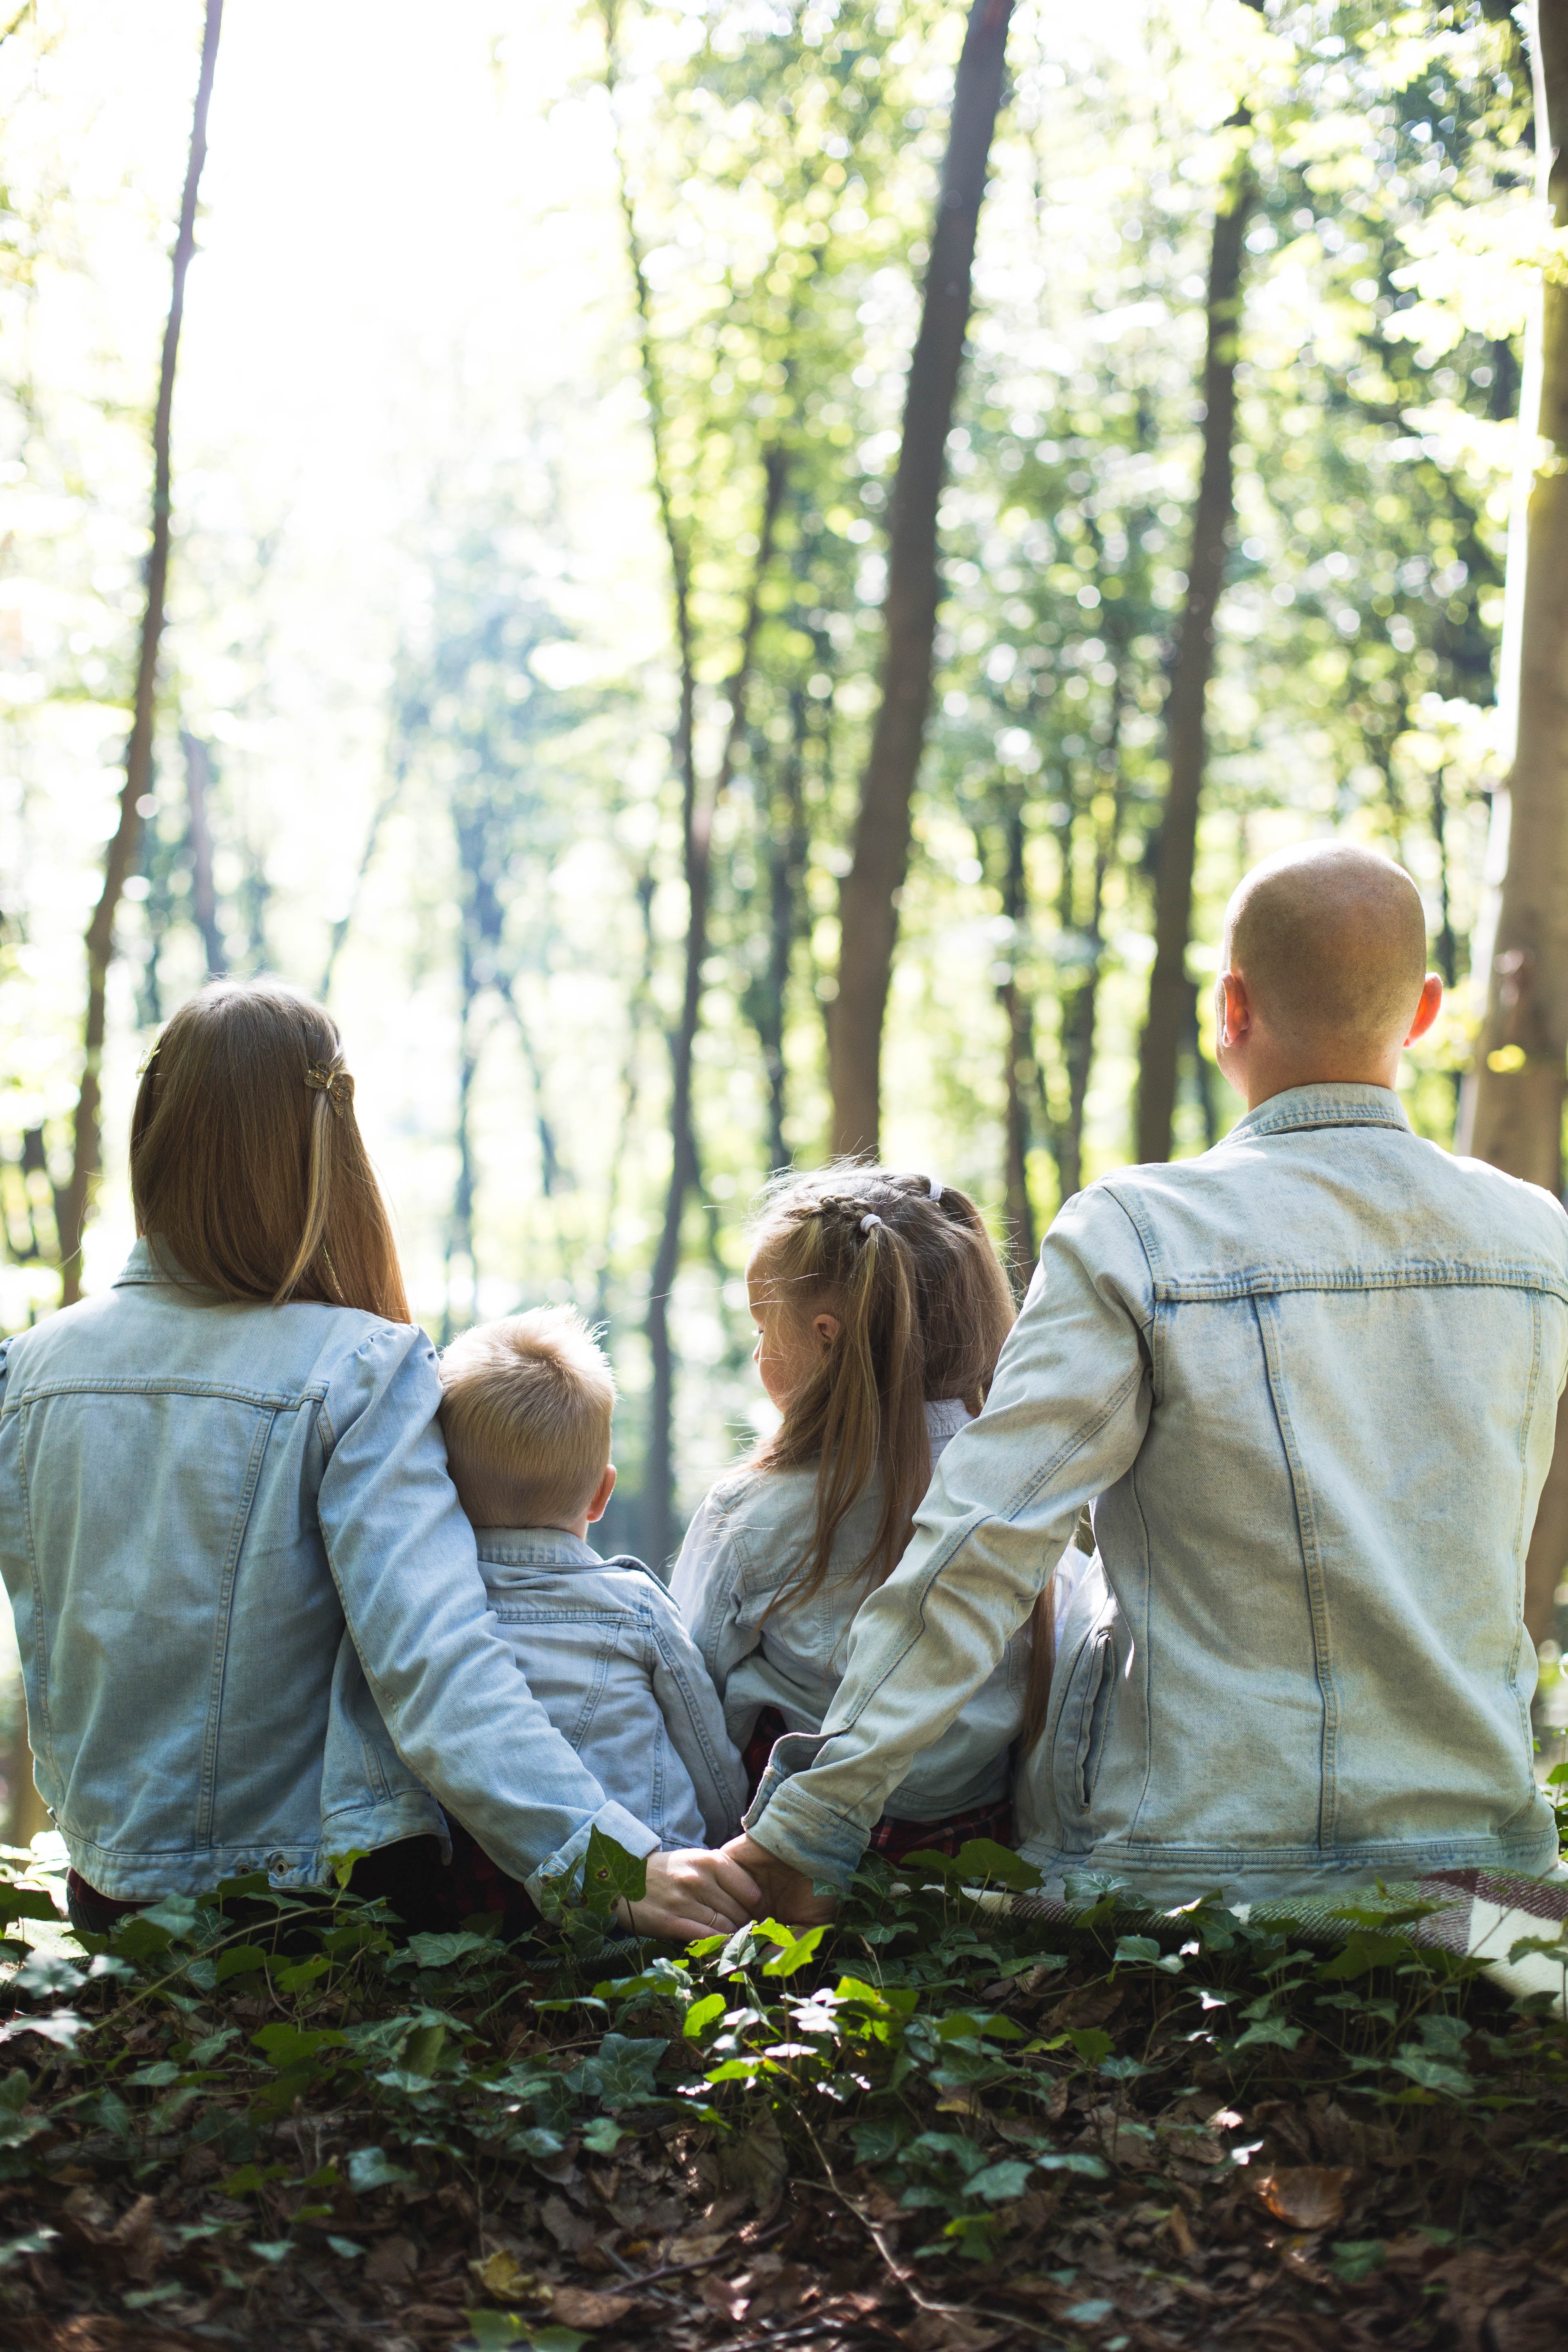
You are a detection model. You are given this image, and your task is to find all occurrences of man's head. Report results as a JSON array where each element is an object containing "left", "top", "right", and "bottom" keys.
[
  {"left": 1215, "top": 841, "right": 1441, "bottom": 1109},
  {"left": 438, "top": 1307, "right": 616, "bottom": 1533}
]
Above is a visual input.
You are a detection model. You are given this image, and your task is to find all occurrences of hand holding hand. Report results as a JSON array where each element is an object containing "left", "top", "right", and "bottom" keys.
[
  {"left": 618, "top": 1846, "right": 762, "bottom": 1942},
  {"left": 719, "top": 1832, "right": 837, "bottom": 1926}
]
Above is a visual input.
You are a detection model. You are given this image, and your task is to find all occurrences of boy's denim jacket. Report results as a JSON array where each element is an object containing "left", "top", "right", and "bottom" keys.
[
  {"left": 750, "top": 1086, "right": 1568, "bottom": 1902},
  {"left": 0, "top": 1242, "right": 662, "bottom": 1902},
  {"left": 672, "top": 1402, "right": 1029, "bottom": 1820},
  {"left": 476, "top": 1530, "right": 745, "bottom": 1849}
]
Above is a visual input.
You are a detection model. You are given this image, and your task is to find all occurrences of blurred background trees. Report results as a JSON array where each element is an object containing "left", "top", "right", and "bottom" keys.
[{"left": 0, "top": 0, "right": 1552, "bottom": 1635}]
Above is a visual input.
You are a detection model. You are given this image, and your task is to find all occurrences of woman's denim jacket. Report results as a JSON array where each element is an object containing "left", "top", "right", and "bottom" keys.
[
  {"left": 750, "top": 1086, "right": 1568, "bottom": 1903},
  {"left": 0, "top": 1243, "right": 661, "bottom": 1901},
  {"left": 672, "top": 1402, "right": 1029, "bottom": 1820},
  {"left": 476, "top": 1529, "right": 745, "bottom": 1849}
]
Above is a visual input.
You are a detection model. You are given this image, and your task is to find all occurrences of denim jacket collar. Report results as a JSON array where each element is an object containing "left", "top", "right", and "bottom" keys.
[
  {"left": 475, "top": 1527, "right": 603, "bottom": 1571},
  {"left": 113, "top": 1237, "right": 169, "bottom": 1288},
  {"left": 1223, "top": 1081, "right": 1410, "bottom": 1146}
]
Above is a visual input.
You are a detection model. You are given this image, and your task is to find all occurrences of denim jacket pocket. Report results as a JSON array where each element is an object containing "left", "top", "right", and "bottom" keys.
[{"left": 1056, "top": 1590, "right": 1120, "bottom": 1820}]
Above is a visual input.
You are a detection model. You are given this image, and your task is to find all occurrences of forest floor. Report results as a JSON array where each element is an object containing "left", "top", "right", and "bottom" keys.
[{"left": 0, "top": 1838, "right": 1564, "bottom": 2352}]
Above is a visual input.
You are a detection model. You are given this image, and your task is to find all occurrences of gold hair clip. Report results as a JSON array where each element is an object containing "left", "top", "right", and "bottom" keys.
[
  {"left": 136, "top": 1042, "right": 161, "bottom": 1076},
  {"left": 304, "top": 1062, "right": 354, "bottom": 1116}
]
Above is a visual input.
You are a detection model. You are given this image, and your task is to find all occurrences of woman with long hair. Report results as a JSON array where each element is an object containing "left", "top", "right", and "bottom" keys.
[{"left": 0, "top": 980, "right": 757, "bottom": 1942}]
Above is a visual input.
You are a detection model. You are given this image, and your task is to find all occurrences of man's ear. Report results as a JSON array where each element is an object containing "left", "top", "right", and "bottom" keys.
[
  {"left": 1404, "top": 972, "right": 1443, "bottom": 1046},
  {"left": 586, "top": 1463, "right": 617, "bottom": 1524},
  {"left": 1217, "top": 970, "right": 1252, "bottom": 1050}
]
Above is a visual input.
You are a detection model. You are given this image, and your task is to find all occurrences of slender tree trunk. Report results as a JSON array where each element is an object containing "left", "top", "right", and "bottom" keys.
[
  {"left": 1459, "top": 0, "right": 1568, "bottom": 1639},
  {"left": 644, "top": 450, "right": 787, "bottom": 1567},
  {"left": 1135, "top": 149, "right": 1253, "bottom": 1166},
  {"left": 443, "top": 957, "right": 480, "bottom": 1349},
  {"left": 56, "top": 0, "right": 222, "bottom": 1302},
  {"left": 829, "top": 0, "right": 1014, "bottom": 1158},
  {"left": 996, "top": 803, "right": 1038, "bottom": 1287},
  {"left": 761, "top": 686, "right": 810, "bottom": 1175},
  {"left": 180, "top": 731, "right": 227, "bottom": 978}
]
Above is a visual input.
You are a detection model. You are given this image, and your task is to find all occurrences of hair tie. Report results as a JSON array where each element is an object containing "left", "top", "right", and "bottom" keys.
[
  {"left": 927, "top": 1175, "right": 942, "bottom": 1200},
  {"left": 304, "top": 1062, "right": 354, "bottom": 1117},
  {"left": 860, "top": 1212, "right": 883, "bottom": 1235}
]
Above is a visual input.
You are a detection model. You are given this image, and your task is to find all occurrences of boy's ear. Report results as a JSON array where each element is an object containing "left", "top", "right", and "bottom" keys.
[{"left": 586, "top": 1463, "right": 617, "bottom": 1524}]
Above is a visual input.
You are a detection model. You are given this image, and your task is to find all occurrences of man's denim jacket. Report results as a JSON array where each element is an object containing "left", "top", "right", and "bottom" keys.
[
  {"left": 749, "top": 1086, "right": 1568, "bottom": 1903},
  {"left": 0, "top": 1242, "right": 661, "bottom": 1902},
  {"left": 476, "top": 1529, "right": 744, "bottom": 1849}
]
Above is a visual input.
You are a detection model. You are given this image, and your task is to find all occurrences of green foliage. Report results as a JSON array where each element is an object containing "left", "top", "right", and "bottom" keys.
[{"left": 0, "top": 1841, "right": 1566, "bottom": 2336}]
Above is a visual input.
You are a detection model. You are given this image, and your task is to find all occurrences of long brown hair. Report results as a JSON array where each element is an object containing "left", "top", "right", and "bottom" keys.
[
  {"left": 129, "top": 980, "right": 410, "bottom": 1323},
  {"left": 749, "top": 1165, "right": 1015, "bottom": 1608}
]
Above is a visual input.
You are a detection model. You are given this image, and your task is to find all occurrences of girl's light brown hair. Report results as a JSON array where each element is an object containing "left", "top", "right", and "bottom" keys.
[
  {"left": 749, "top": 1165, "right": 1015, "bottom": 1606},
  {"left": 129, "top": 979, "right": 410, "bottom": 1323}
]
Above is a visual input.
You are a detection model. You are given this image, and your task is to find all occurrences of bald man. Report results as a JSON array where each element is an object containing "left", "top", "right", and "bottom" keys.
[{"left": 731, "top": 842, "right": 1568, "bottom": 1916}]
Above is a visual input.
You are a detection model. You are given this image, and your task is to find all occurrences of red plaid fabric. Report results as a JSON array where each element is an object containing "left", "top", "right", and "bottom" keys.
[{"left": 742, "top": 1706, "right": 1015, "bottom": 1866}]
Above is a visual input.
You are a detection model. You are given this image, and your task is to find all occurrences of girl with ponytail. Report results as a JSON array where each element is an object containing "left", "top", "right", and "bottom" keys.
[{"left": 672, "top": 1166, "right": 1090, "bottom": 1859}]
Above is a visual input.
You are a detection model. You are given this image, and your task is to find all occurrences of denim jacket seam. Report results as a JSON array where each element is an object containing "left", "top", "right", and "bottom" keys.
[
  {"left": 1152, "top": 1265, "right": 1568, "bottom": 1303},
  {"left": 196, "top": 1410, "right": 277, "bottom": 1844},
  {"left": 1506, "top": 1289, "right": 1546, "bottom": 1742},
  {"left": 647, "top": 1613, "right": 742, "bottom": 1799},
  {"left": 9, "top": 1374, "right": 327, "bottom": 1411},
  {"left": 1089, "top": 1182, "right": 1163, "bottom": 1394},
  {"left": 1251, "top": 1290, "right": 1339, "bottom": 1845},
  {"left": 13, "top": 1401, "right": 58, "bottom": 1792},
  {"left": 1123, "top": 1450, "right": 1158, "bottom": 1842}
]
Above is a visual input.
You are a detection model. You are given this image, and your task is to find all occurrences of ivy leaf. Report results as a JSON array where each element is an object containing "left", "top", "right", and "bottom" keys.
[
  {"left": 0, "top": 1885, "right": 63, "bottom": 1929},
  {"left": 1060, "top": 2026, "right": 1114, "bottom": 2066},
  {"left": 0, "top": 2227, "right": 59, "bottom": 2268},
  {"left": 757, "top": 1920, "right": 828, "bottom": 1978},
  {"left": 580, "top": 1829, "right": 647, "bottom": 1917},
  {"left": 347, "top": 2146, "right": 416, "bottom": 2192},
  {"left": 126, "top": 2060, "right": 183, "bottom": 2088},
  {"left": 684, "top": 1993, "right": 727, "bottom": 2039},
  {"left": 963, "top": 2158, "right": 1035, "bottom": 2201},
  {"left": 1390, "top": 2048, "right": 1474, "bottom": 2096},
  {"left": 405, "top": 1931, "right": 498, "bottom": 1973},
  {"left": 1316, "top": 1931, "right": 1413, "bottom": 1980},
  {"left": 581, "top": 2116, "right": 624, "bottom": 2155},
  {"left": 213, "top": 1945, "right": 269, "bottom": 1984},
  {"left": 251, "top": 2023, "right": 347, "bottom": 2071}
]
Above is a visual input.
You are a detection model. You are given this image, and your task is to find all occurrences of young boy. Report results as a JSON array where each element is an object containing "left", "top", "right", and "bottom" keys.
[
  {"left": 438, "top": 1308, "right": 745, "bottom": 1854},
  {"left": 733, "top": 842, "right": 1568, "bottom": 1918}
]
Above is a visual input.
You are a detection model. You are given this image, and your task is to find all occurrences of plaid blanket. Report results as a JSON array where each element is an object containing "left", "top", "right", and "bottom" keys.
[{"left": 994, "top": 1866, "right": 1568, "bottom": 2012}]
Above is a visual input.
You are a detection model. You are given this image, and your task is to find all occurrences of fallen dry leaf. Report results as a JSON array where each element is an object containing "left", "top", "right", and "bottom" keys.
[
  {"left": 550, "top": 2286, "right": 638, "bottom": 2328},
  {"left": 900, "top": 2308, "right": 1005, "bottom": 2352},
  {"left": 468, "top": 2248, "right": 544, "bottom": 2305},
  {"left": 540, "top": 2192, "right": 597, "bottom": 2253},
  {"left": 364, "top": 2232, "right": 420, "bottom": 2289},
  {"left": 665, "top": 2227, "right": 730, "bottom": 2267},
  {"left": 1254, "top": 2166, "right": 1354, "bottom": 2232}
]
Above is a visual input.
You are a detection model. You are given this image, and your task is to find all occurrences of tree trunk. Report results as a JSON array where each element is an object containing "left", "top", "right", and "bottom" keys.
[
  {"left": 829, "top": 0, "right": 1014, "bottom": 1158},
  {"left": 1459, "top": 0, "right": 1568, "bottom": 1640},
  {"left": 180, "top": 731, "right": 227, "bottom": 978},
  {"left": 1135, "top": 151, "right": 1254, "bottom": 1166},
  {"left": 996, "top": 804, "right": 1038, "bottom": 1287},
  {"left": 760, "top": 685, "right": 810, "bottom": 1176},
  {"left": 56, "top": 0, "right": 223, "bottom": 1303}
]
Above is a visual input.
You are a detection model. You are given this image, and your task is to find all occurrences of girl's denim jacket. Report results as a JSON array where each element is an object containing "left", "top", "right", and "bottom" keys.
[
  {"left": 0, "top": 1243, "right": 661, "bottom": 1902},
  {"left": 672, "top": 1401, "right": 1031, "bottom": 1820},
  {"left": 751, "top": 1086, "right": 1568, "bottom": 1903}
]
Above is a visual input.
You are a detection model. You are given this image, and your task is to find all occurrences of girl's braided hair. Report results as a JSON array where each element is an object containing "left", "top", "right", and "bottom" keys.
[{"left": 748, "top": 1163, "right": 1016, "bottom": 1612}]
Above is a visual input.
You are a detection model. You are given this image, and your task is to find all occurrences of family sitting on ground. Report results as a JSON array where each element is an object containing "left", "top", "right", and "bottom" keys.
[{"left": 2, "top": 838, "right": 1565, "bottom": 1948}]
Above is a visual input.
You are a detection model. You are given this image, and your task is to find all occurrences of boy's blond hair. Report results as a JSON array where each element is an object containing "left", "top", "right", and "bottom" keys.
[{"left": 438, "top": 1307, "right": 615, "bottom": 1530}]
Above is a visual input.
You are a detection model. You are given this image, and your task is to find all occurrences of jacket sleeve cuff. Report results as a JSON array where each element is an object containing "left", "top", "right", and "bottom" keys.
[
  {"left": 528, "top": 1802, "right": 662, "bottom": 1903},
  {"left": 744, "top": 1768, "right": 871, "bottom": 1891}
]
